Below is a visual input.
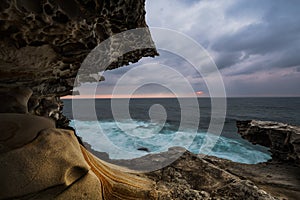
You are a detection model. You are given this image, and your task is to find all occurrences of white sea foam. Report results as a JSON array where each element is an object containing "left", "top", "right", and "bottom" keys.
[{"left": 70, "top": 120, "right": 271, "bottom": 164}]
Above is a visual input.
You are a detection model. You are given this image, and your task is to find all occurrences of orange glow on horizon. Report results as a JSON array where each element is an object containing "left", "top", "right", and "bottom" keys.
[
  {"left": 61, "top": 92, "right": 203, "bottom": 99},
  {"left": 196, "top": 91, "right": 204, "bottom": 95}
]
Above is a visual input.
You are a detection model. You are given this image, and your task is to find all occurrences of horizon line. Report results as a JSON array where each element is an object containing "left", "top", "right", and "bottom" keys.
[{"left": 62, "top": 95, "right": 300, "bottom": 99}]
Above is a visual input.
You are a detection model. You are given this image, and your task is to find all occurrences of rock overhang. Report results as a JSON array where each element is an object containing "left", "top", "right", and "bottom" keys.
[{"left": 0, "top": 0, "right": 158, "bottom": 97}]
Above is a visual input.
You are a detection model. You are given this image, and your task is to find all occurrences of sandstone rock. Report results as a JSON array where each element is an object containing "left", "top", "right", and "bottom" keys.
[
  {"left": 1, "top": 0, "right": 298, "bottom": 199},
  {"left": 0, "top": 113, "right": 55, "bottom": 153},
  {"left": 91, "top": 142, "right": 299, "bottom": 199},
  {"left": 0, "top": 128, "right": 90, "bottom": 199},
  {"left": 237, "top": 120, "right": 300, "bottom": 164},
  {"left": 0, "top": 0, "right": 158, "bottom": 128},
  {"left": 0, "top": 87, "right": 33, "bottom": 113},
  {"left": 80, "top": 146, "right": 157, "bottom": 200},
  {"left": 0, "top": 116, "right": 157, "bottom": 199},
  {"left": 56, "top": 171, "right": 103, "bottom": 200}
]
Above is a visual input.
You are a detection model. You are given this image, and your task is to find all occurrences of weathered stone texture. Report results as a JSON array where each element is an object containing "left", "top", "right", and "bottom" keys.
[{"left": 0, "top": 0, "right": 158, "bottom": 127}]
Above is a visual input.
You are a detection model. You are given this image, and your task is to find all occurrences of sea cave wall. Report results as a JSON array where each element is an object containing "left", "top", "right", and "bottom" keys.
[
  {"left": 0, "top": 0, "right": 158, "bottom": 127},
  {"left": 0, "top": 0, "right": 160, "bottom": 199}
]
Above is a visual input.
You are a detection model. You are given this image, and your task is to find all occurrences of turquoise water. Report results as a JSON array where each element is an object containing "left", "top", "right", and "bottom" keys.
[
  {"left": 70, "top": 119, "right": 271, "bottom": 164},
  {"left": 64, "top": 98, "right": 300, "bottom": 164}
]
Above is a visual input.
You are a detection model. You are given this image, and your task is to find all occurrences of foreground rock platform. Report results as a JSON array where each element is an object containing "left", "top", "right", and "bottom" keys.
[
  {"left": 88, "top": 146, "right": 300, "bottom": 200},
  {"left": 84, "top": 120, "right": 300, "bottom": 200}
]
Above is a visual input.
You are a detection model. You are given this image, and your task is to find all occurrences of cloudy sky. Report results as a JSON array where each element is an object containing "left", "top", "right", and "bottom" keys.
[{"left": 79, "top": 0, "right": 300, "bottom": 98}]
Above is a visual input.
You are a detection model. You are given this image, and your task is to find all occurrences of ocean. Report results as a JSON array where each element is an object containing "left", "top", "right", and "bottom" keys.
[{"left": 62, "top": 97, "right": 300, "bottom": 164}]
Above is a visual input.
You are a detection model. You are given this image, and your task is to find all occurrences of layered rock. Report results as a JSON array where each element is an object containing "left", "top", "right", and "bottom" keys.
[
  {"left": 237, "top": 120, "right": 300, "bottom": 164},
  {"left": 92, "top": 145, "right": 300, "bottom": 200},
  {"left": 0, "top": 121, "right": 157, "bottom": 199},
  {"left": 0, "top": 89, "right": 157, "bottom": 199}
]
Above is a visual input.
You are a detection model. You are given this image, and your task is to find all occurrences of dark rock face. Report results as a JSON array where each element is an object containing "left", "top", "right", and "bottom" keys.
[
  {"left": 0, "top": 0, "right": 158, "bottom": 127},
  {"left": 237, "top": 120, "right": 300, "bottom": 164}
]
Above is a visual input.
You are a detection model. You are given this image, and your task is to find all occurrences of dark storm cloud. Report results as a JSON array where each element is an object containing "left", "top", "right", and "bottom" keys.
[
  {"left": 94, "top": 0, "right": 300, "bottom": 97},
  {"left": 211, "top": 0, "right": 300, "bottom": 72},
  {"left": 270, "top": 45, "right": 300, "bottom": 69},
  {"left": 214, "top": 52, "right": 244, "bottom": 69}
]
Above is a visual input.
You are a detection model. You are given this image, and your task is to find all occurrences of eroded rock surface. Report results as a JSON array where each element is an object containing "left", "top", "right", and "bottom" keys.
[
  {"left": 0, "top": 117, "right": 158, "bottom": 199},
  {"left": 0, "top": 0, "right": 158, "bottom": 128},
  {"left": 206, "top": 156, "right": 300, "bottom": 200},
  {"left": 146, "top": 150, "right": 277, "bottom": 200},
  {"left": 0, "top": 124, "right": 93, "bottom": 199},
  {"left": 237, "top": 120, "right": 300, "bottom": 164},
  {"left": 0, "top": 86, "right": 157, "bottom": 200},
  {"left": 0, "top": 0, "right": 157, "bottom": 95}
]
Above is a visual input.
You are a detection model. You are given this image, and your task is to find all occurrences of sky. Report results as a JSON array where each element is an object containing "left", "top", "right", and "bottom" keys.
[{"left": 74, "top": 0, "right": 300, "bottom": 98}]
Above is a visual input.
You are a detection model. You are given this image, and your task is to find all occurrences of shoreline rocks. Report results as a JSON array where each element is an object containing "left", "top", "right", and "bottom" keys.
[
  {"left": 1, "top": 96, "right": 299, "bottom": 200},
  {"left": 237, "top": 120, "right": 300, "bottom": 165},
  {"left": 82, "top": 121, "right": 300, "bottom": 199}
]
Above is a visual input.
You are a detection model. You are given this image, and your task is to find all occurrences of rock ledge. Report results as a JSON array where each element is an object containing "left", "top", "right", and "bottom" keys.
[{"left": 237, "top": 120, "right": 300, "bottom": 164}]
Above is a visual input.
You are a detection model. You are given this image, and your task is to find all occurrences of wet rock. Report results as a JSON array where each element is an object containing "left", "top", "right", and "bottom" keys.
[
  {"left": 237, "top": 120, "right": 300, "bottom": 164},
  {"left": 138, "top": 147, "right": 150, "bottom": 152}
]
